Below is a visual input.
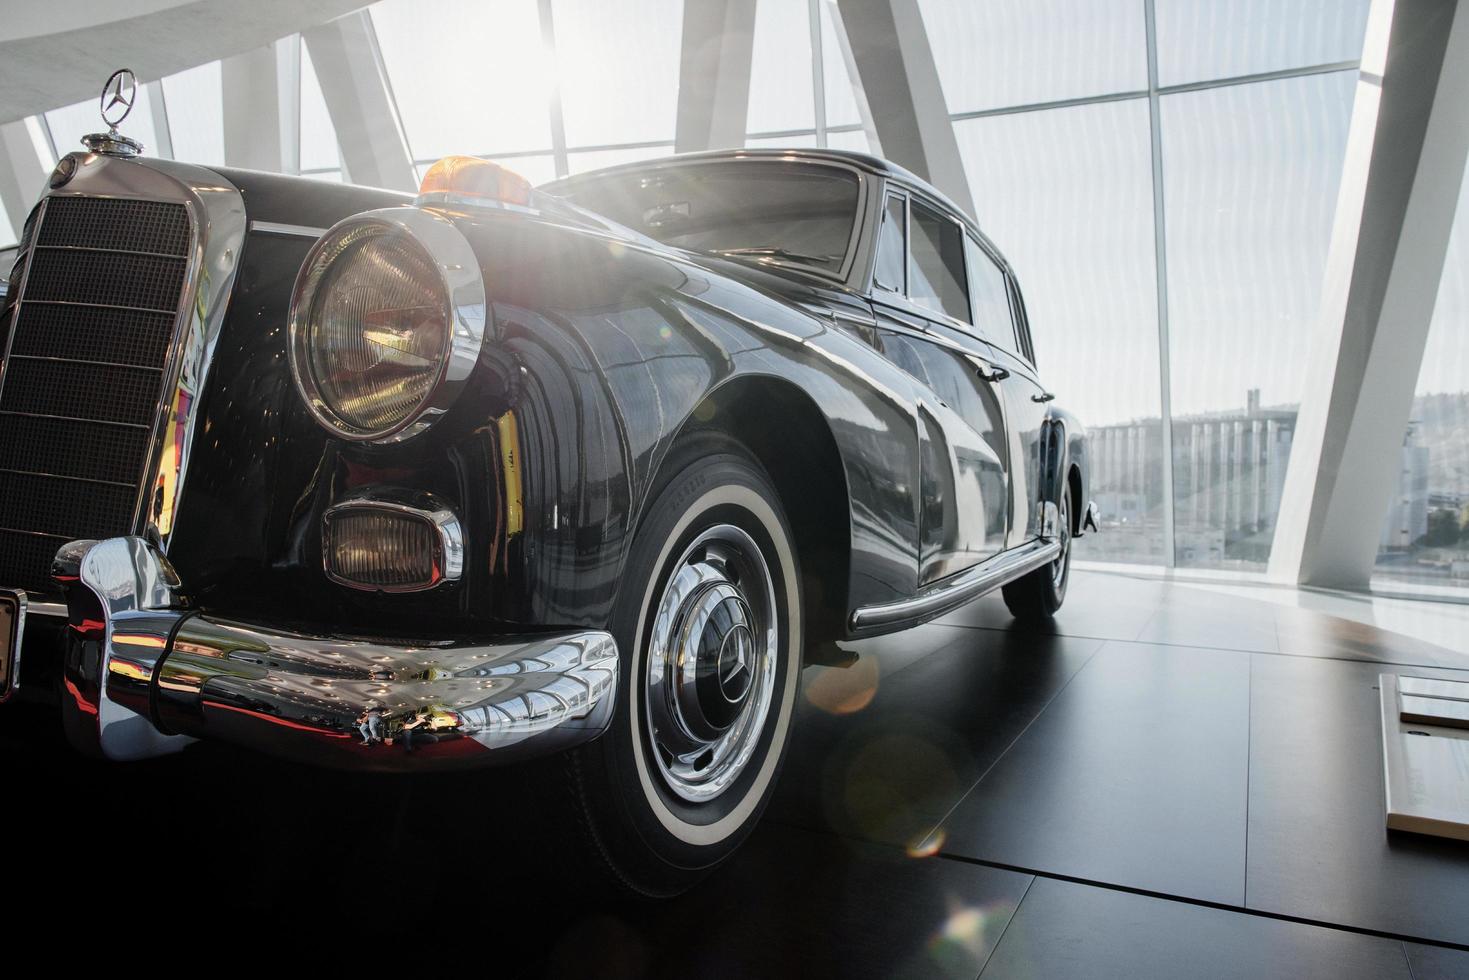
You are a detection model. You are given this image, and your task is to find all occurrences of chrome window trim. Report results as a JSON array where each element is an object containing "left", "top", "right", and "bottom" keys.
[
  {"left": 287, "top": 207, "right": 489, "bottom": 444},
  {"left": 13, "top": 153, "right": 247, "bottom": 556},
  {"left": 322, "top": 493, "right": 465, "bottom": 592}
]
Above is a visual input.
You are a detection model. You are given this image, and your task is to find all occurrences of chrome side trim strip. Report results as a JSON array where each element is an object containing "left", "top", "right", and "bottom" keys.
[
  {"left": 849, "top": 539, "right": 1062, "bottom": 630},
  {"left": 250, "top": 220, "right": 327, "bottom": 238}
]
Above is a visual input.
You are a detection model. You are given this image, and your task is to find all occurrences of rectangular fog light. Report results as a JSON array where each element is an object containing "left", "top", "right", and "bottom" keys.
[{"left": 323, "top": 497, "right": 463, "bottom": 592}]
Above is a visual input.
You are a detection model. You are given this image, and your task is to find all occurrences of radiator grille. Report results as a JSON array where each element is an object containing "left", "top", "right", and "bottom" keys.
[{"left": 0, "top": 195, "right": 192, "bottom": 594}]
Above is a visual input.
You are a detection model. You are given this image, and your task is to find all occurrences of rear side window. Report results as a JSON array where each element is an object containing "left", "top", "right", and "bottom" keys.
[
  {"left": 874, "top": 195, "right": 906, "bottom": 293},
  {"left": 965, "top": 235, "right": 1014, "bottom": 349},
  {"left": 909, "top": 201, "right": 969, "bottom": 323}
]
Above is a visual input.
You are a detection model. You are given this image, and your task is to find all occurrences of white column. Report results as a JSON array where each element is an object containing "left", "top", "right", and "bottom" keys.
[
  {"left": 301, "top": 10, "right": 417, "bottom": 191},
  {"left": 1270, "top": 0, "right": 1469, "bottom": 589},
  {"left": 833, "top": 0, "right": 973, "bottom": 218},
  {"left": 0, "top": 118, "right": 52, "bottom": 239},
  {"left": 674, "top": 0, "right": 757, "bottom": 152},
  {"left": 222, "top": 44, "right": 287, "bottom": 171}
]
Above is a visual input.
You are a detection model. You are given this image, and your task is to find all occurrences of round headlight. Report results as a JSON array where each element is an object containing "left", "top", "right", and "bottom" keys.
[{"left": 289, "top": 210, "right": 487, "bottom": 442}]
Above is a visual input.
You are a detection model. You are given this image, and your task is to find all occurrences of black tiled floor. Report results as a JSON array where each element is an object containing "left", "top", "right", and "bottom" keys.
[
  {"left": 7, "top": 570, "right": 1469, "bottom": 975},
  {"left": 940, "top": 640, "right": 1252, "bottom": 905},
  {"left": 979, "top": 877, "right": 1415, "bottom": 980},
  {"left": 1405, "top": 942, "right": 1469, "bottom": 980},
  {"left": 1245, "top": 654, "right": 1469, "bottom": 946}
]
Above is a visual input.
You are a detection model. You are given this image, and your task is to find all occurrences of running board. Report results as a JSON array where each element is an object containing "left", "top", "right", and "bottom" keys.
[{"left": 849, "top": 539, "right": 1062, "bottom": 630}]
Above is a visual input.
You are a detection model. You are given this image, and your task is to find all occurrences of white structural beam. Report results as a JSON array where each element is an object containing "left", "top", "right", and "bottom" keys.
[
  {"left": 834, "top": 0, "right": 971, "bottom": 217},
  {"left": 222, "top": 44, "right": 285, "bottom": 171},
  {"left": 674, "top": 0, "right": 757, "bottom": 153},
  {"left": 822, "top": 0, "right": 882, "bottom": 157},
  {"left": 301, "top": 11, "right": 416, "bottom": 192},
  {"left": 0, "top": 0, "right": 369, "bottom": 126},
  {"left": 0, "top": 118, "right": 53, "bottom": 237},
  {"left": 1270, "top": 0, "right": 1469, "bottom": 590}
]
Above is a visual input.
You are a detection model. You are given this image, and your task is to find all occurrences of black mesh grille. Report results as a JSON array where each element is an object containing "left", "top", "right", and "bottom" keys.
[
  {"left": 0, "top": 196, "right": 190, "bottom": 593},
  {"left": 23, "top": 249, "right": 187, "bottom": 312},
  {"left": 10, "top": 303, "right": 175, "bottom": 367},
  {"left": 0, "top": 414, "right": 150, "bottom": 485},
  {"left": 37, "top": 197, "right": 191, "bottom": 256},
  {"left": 0, "top": 358, "right": 161, "bottom": 425}
]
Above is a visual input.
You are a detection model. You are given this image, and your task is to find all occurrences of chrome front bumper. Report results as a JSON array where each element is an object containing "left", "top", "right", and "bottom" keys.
[{"left": 52, "top": 537, "right": 619, "bottom": 771}]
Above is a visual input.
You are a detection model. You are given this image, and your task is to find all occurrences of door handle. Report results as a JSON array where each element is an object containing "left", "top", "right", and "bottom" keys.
[
  {"left": 975, "top": 363, "right": 1010, "bottom": 383},
  {"left": 1032, "top": 391, "right": 1055, "bottom": 403}
]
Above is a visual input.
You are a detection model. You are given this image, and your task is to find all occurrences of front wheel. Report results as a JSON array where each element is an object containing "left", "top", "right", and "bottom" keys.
[
  {"left": 1001, "top": 482, "right": 1072, "bottom": 620},
  {"left": 564, "top": 438, "right": 802, "bottom": 896}
]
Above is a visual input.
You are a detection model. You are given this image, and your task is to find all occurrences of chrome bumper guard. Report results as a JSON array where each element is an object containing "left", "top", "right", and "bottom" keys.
[{"left": 53, "top": 537, "right": 619, "bottom": 771}]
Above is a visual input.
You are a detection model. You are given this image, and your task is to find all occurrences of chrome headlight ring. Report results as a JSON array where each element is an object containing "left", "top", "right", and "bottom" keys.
[{"left": 287, "top": 207, "right": 488, "bottom": 443}]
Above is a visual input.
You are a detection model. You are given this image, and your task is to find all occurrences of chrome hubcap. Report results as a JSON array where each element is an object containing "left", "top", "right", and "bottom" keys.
[
  {"left": 1053, "top": 491, "right": 1071, "bottom": 587},
  {"left": 645, "top": 524, "right": 778, "bottom": 803}
]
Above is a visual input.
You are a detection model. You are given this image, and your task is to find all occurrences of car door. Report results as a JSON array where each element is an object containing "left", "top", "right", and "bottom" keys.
[
  {"left": 965, "top": 235, "right": 1053, "bottom": 547},
  {"left": 869, "top": 189, "right": 1011, "bottom": 585}
]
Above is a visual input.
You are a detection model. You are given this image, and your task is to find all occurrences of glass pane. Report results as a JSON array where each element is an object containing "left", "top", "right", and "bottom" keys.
[
  {"left": 1374, "top": 164, "right": 1469, "bottom": 598},
  {"left": 372, "top": 0, "right": 552, "bottom": 159},
  {"left": 0, "top": 195, "right": 14, "bottom": 250},
  {"left": 748, "top": 0, "right": 815, "bottom": 134},
  {"left": 966, "top": 237, "right": 1012, "bottom": 349},
  {"left": 955, "top": 98, "right": 1165, "bottom": 564},
  {"left": 874, "top": 195, "right": 906, "bottom": 293},
  {"left": 1155, "top": 0, "right": 1372, "bottom": 87},
  {"left": 1162, "top": 70, "right": 1356, "bottom": 569},
  {"left": 554, "top": 0, "right": 682, "bottom": 147},
  {"left": 162, "top": 61, "right": 224, "bottom": 167},
  {"left": 300, "top": 41, "right": 342, "bottom": 173},
  {"left": 826, "top": 127, "right": 870, "bottom": 153},
  {"left": 567, "top": 145, "right": 672, "bottom": 175},
  {"left": 745, "top": 133, "right": 821, "bottom": 149},
  {"left": 910, "top": 201, "right": 968, "bottom": 321},
  {"left": 920, "top": 0, "right": 1147, "bottom": 114},
  {"left": 494, "top": 153, "right": 559, "bottom": 186},
  {"left": 47, "top": 86, "right": 163, "bottom": 159},
  {"left": 821, "top": 0, "right": 862, "bottom": 128}
]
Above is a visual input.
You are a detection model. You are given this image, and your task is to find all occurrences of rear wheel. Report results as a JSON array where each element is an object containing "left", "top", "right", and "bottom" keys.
[
  {"left": 565, "top": 437, "right": 802, "bottom": 896},
  {"left": 1001, "top": 482, "right": 1072, "bottom": 621}
]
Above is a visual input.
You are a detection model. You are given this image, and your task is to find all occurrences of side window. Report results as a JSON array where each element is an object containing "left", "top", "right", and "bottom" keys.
[
  {"left": 1007, "top": 276, "right": 1037, "bottom": 365},
  {"left": 874, "top": 195, "right": 906, "bottom": 293},
  {"left": 965, "top": 235, "right": 1014, "bottom": 349},
  {"left": 909, "top": 201, "right": 970, "bottom": 323}
]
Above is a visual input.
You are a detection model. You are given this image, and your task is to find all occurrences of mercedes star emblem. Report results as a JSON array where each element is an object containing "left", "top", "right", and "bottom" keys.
[{"left": 100, "top": 68, "right": 137, "bottom": 130}]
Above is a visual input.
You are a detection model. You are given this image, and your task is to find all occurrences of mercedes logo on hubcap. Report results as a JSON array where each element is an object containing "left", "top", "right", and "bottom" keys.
[{"left": 716, "top": 623, "right": 754, "bottom": 703}]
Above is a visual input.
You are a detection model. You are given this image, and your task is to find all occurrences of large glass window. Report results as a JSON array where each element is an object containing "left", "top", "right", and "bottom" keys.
[
  {"left": 909, "top": 201, "right": 969, "bottom": 322},
  {"left": 557, "top": 162, "right": 859, "bottom": 276},
  {"left": 1375, "top": 162, "right": 1469, "bottom": 597},
  {"left": 955, "top": 99, "right": 1166, "bottom": 564},
  {"left": 1155, "top": 0, "right": 1372, "bottom": 87},
  {"left": 372, "top": 0, "right": 552, "bottom": 161},
  {"left": 920, "top": 0, "right": 1147, "bottom": 114},
  {"left": 300, "top": 42, "right": 343, "bottom": 179},
  {"left": 161, "top": 61, "right": 224, "bottom": 166},
  {"left": 1162, "top": 71, "right": 1355, "bottom": 569},
  {"left": 747, "top": 0, "right": 815, "bottom": 135},
  {"left": 553, "top": 0, "right": 682, "bottom": 148}
]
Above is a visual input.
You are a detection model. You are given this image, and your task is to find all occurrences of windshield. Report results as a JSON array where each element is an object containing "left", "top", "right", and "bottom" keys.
[{"left": 555, "top": 161, "right": 861, "bottom": 276}]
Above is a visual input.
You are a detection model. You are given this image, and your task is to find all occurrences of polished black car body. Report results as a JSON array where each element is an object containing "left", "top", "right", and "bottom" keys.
[{"left": 0, "top": 144, "right": 1091, "bottom": 893}]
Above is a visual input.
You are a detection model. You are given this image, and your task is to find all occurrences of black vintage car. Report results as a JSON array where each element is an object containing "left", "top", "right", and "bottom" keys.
[{"left": 0, "top": 128, "right": 1095, "bottom": 893}]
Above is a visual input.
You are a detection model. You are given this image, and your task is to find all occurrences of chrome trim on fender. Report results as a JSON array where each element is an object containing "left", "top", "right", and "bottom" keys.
[
  {"left": 849, "top": 538, "right": 1062, "bottom": 630},
  {"left": 287, "top": 207, "right": 489, "bottom": 443},
  {"left": 249, "top": 220, "right": 327, "bottom": 238},
  {"left": 323, "top": 491, "right": 465, "bottom": 592},
  {"left": 0, "top": 589, "right": 25, "bottom": 703},
  {"left": 54, "top": 536, "right": 618, "bottom": 769}
]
